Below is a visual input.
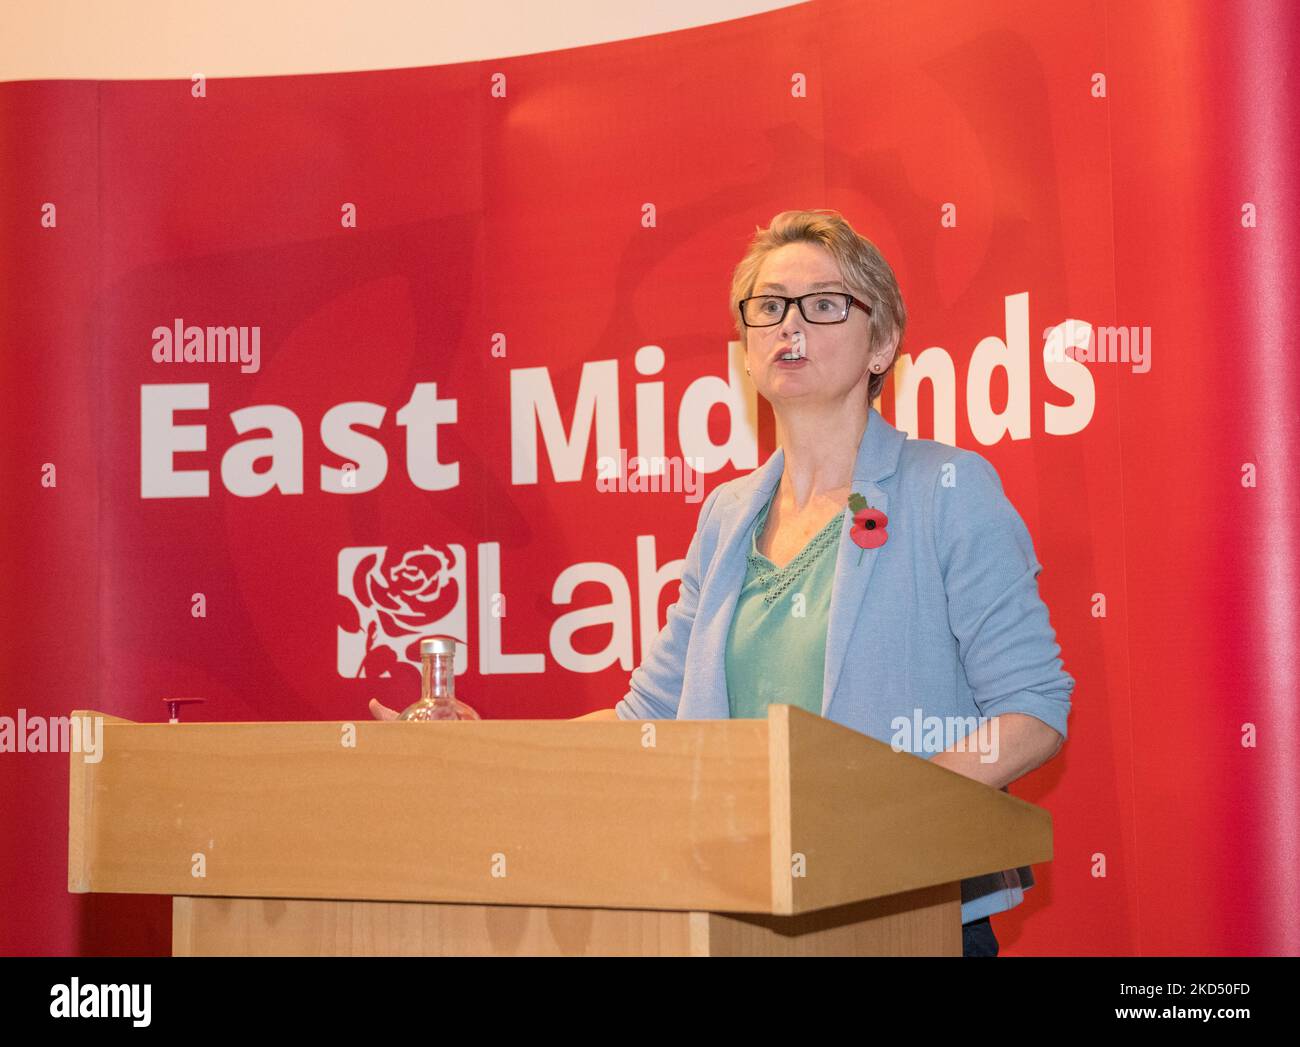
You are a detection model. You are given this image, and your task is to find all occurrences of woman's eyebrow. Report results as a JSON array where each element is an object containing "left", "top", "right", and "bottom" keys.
[{"left": 756, "top": 280, "right": 845, "bottom": 291}]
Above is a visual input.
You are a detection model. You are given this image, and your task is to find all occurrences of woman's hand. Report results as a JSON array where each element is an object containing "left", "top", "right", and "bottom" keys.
[{"left": 571, "top": 708, "right": 621, "bottom": 721}]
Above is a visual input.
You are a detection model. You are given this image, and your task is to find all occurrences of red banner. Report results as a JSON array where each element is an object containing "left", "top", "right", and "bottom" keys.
[{"left": 2, "top": 0, "right": 1296, "bottom": 955}]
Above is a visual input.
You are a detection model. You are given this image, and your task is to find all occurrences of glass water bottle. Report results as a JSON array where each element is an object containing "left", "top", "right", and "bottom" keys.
[{"left": 397, "top": 635, "right": 481, "bottom": 721}]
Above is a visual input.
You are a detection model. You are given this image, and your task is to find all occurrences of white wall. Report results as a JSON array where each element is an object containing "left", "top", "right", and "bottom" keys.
[{"left": 0, "top": 0, "right": 807, "bottom": 81}]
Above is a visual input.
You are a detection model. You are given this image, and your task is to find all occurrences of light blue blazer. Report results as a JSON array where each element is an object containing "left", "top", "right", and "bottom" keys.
[{"left": 615, "top": 406, "right": 1075, "bottom": 923}]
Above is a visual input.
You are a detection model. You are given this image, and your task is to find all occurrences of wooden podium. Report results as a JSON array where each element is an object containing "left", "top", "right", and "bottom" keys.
[{"left": 68, "top": 705, "right": 1051, "bottom": 956}]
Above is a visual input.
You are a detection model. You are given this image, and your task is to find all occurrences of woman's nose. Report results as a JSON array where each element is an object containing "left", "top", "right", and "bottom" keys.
[{"left": 778, "top": 299, "right": 807, "bottom": 336}]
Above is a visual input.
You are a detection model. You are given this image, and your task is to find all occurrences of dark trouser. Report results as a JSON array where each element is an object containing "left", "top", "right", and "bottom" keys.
[{"left": 962, "top": 916, "right": 999, "bottom": 957}]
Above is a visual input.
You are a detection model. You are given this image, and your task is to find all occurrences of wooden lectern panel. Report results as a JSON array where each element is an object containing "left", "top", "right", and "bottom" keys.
[
  {"left": 70, "top": 714, "right": 776, "bottom": 913},
  {"left": 771, "top": 706, "right": 1053, "bottom": 914},
  {"left": 172, "top": 883, "right": 961, "bottom": 956}
]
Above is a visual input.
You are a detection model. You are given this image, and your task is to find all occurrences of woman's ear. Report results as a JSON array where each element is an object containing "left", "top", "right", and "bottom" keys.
[{"left": 869, "top": 334, "right": 899, "bottom": 373}]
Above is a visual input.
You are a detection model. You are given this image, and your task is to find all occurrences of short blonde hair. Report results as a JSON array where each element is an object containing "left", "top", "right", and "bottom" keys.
[{"left": 729, "top": 209, "right": 907, "bottom": 403}]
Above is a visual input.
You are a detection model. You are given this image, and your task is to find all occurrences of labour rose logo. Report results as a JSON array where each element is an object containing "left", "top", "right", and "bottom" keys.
[{"left": 337, "top": 544, "right": 468, "bottom": 679}]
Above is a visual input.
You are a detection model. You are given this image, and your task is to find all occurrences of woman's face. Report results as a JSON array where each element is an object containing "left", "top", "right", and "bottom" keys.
[{"left": 744, "top": 241, "right": 889, "bottom": 408}]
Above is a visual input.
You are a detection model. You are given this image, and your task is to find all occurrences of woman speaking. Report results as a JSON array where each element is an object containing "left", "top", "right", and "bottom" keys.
[{"left": 588, "top": 209, "right": 1073, "bottom": 957}]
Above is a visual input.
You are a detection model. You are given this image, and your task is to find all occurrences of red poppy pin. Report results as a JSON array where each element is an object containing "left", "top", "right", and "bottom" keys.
[{"left": 847, "top": 492, "right": 888, "bottom": 563}]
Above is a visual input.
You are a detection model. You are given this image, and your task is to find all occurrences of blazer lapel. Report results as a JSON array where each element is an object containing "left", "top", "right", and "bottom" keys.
[
  {"left": 821, "top": 408, "right": 906, "bottom": 715},
  {"left": 821, "top": 478, "right": 888, "bottom": 715},
  {"left": 679, "top": 448, "right": 785, "bottom": 719}
]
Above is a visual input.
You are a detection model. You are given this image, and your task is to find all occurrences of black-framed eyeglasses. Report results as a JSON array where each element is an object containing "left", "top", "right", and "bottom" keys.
[{"left": 739, "top": 292, "right": 873, "bottom": 327}]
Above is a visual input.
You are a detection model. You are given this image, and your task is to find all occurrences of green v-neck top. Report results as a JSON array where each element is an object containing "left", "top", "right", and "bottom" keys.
[{"left": 724, "top": 489, "right": 842, "bottom": 719}]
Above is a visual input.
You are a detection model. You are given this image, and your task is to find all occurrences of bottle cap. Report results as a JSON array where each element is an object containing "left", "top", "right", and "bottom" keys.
[{"left": 419, "top": 635, "right": 462, "bottom": 657}]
